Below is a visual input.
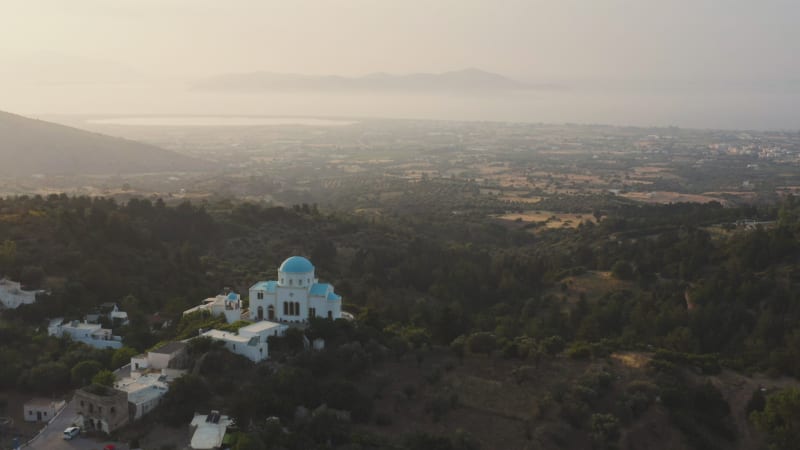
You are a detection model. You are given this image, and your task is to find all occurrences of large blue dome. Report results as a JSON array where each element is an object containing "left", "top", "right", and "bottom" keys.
[{"left": 279, "top": 256, "right": 314, "bottom": 273}]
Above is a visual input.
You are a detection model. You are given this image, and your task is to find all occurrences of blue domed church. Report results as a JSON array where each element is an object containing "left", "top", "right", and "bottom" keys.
[{"left": 249, "top": 256, "right": 342, "bottom": 323}]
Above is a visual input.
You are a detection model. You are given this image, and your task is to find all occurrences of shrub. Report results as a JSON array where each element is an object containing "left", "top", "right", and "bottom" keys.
[
  {"left": 566, "top": 342, "right": 592, "bottom": 359},
  {"left": 590, "top": 413, "right": 620, "bottom": 449}
]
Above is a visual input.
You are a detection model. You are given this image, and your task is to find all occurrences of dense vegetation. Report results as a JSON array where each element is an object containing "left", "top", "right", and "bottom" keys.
[{"left": 2, "top": 193, "right": 800, "bottom": 448}]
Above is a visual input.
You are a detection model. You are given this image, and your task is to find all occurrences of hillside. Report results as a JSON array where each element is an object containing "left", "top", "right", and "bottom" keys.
[
  {"left": 0, "top": 110, "right": 206, "bottom": 176},
  {"left": 3, "top": 195, "right": 800, "bottom": 449}
]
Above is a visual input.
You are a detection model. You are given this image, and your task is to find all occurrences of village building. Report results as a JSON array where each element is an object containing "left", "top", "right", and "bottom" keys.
[
  {"left": 23, "top": 398, "right": 65, "bottom": 423},
  {"left": 198, "top": 256, "right": 339, "bottom": 362},
  {"left": 74, "top": 385, "right": 129, "bottom": 434},
  {"left": 183, "top": 290, "right": 243, "bottom": 324},
  {"left": 115, "top": 373, "right": 170, "bottom": 421},
  {"left": 249, "top": 256, "right": 342, "bottom": 323},
  {"left": 131, "top": 341, "right": 189, "bottom": 372},
  {"left": 0, "top": 278, "right": 42, "bottom": 309},
  {"left": 201, "top": 319, "right": 287, "bottom": 363},
  {"left": 85, "top": 302, "right": 129, "bottom": 326},
  {"left": 112, "top": 342, "right": 189, "bottom": 422},
  {"left": 189, "top": 411, "right": 234, "bottom": 450},
  {"left": 47, "top": 318, "right": 123, "bottom": 349}
]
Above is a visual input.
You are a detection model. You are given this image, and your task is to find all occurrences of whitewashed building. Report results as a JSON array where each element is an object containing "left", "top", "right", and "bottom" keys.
[
  {"left": 183, "top": 291, "right": 243, "bottom": 324},
  {"left": 131, "top": 341, "right": 188, "bottom": 372},
  {"left": 249, "top": 256, "right": 342, "bottom": 323},
  {"left": 0, "top": 278, "right": 41, "bottom": 309},
  {"left": 23, "top": 399, "right": 65, "bottom": 422},
  {"left": 115, "top": 373, "right": 169, "bottom": 421},
  {"left": 48, "top": 319, "right": 123, "bottom": 349},
  {"left": 201, "top": 320, "right": 287, "bottom": 363}
]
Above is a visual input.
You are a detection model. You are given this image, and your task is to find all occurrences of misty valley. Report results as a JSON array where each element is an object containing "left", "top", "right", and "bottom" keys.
[
  {"left": 3, "top": 2, "right": 800, "bottom": 449},
  {"left": 1, "top": 111, "right": 800, "bottom": 450}
]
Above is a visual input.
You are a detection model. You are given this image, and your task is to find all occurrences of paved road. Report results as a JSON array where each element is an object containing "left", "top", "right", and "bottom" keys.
[
  {"left": 25, "top": 365, "right": 134, "bottom": 450},
  {"left": 24, "top": 399, "right": 128, "bottom": 450}
]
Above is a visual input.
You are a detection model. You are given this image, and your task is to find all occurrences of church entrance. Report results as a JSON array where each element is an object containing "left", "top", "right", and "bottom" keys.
[
  {"left": 268, "top": 305, "right": 275, "bottom": 321},
  {"left": 257, "top": 306, "right": 263, "bottom": 321}
]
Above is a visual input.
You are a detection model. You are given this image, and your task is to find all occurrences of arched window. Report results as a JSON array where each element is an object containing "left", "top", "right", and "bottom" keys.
[{"left": 289, "top": 279, "right": 293, "bottom": 286}]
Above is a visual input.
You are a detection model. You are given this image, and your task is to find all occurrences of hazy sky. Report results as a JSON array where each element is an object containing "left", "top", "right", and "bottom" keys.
[
  {"left": 2, "top": 0, "right": 799, "bottom": 128},
  {"left": 3, "top": 0, "right": 798, "bottom": 81}
]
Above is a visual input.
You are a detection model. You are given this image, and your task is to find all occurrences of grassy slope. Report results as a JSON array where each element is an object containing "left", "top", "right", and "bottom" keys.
[{"left": 0, "top": 110, "right": 206, "bottom": 176}]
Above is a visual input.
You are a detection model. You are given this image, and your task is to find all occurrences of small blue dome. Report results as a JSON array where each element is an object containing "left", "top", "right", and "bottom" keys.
[
  {"left": 279, "top": 256, "right": 314, "bottom": 273},
  {"left": 227, "top": 292, "right": 238, "bottom": 300}
]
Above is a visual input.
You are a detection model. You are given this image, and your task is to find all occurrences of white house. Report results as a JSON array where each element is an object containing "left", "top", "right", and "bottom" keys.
[
  {"left": 48, "top": 319, "right": 123, "bottom": 349},
  {"left": 131, "top": 341, "right": 188, "bottom": 372},
  {"left": 0, "top": 278, "right": 41, "bottom": 309},
  {"left": 201, "top": 320, "right": 287, "bottom": 363},
  {"left": 249, "top": 256, "right": 342, "bottom": 323},
  {"left": 23, "top": 398, "right": 65, "bottom": 422},
  {"left": 202, "top": 320, "right": 289, "bottom": 362},
  {"left": 183, "top": 291, "right": 243, "bottom": 324},
  {"left": 115, "top": 373, "right": 169, "bottom": 421},
  {"left": 86, "top": 303, "right": 129, "bottom": 326},
  {"left": 202, "top": 329, "right": 265, "bottom": 362}
]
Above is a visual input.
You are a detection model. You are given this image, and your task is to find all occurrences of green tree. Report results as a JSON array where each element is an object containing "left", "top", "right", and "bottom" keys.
[
  {"left": 160, "top": 375, "right": 209, "bottom": 426},
  {"left": 19, "top": 266, "right": 45, "bottom": 289},
  {"left": 71, "top": 360, "right": 103, "bottom": 387},
  {"left": 111, "top": 347, "right": 139, "bottom": 369},
  {"left": 611, "top": 260, "right": 634, "bottom": 280},
  {"left": 0, "top": 240, "right": 16, "bottom": 273},
  {"left": 450, "top": 335, "right": 466, "bottom": 361},
  {"left": 92, "top": 370, "right": 116, "bottom": 387},
  {"left": 751, "top": 387, "right": 800, "bottom": 450},
  {"left": 591, "top": 413, "right": 620, "bottom": 449},
  {"left": 284, "top": 327, "right": 306, "bottom": 353},
  {"left": 467, "top": 332, "right": 496, "bottom": 357},
  {"left": 27, "top": 362, "right": 70, "bottom": 393}
]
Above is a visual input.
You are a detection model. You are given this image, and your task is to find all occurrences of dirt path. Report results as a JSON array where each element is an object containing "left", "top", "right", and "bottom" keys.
[{"left": 707, "top": 370, "right": 800, "bottom": 450}]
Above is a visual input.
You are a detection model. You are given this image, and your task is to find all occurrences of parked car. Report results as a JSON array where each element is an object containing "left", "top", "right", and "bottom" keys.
[{"left": 63, "top": 426, "right": 80, "bottom": 440}]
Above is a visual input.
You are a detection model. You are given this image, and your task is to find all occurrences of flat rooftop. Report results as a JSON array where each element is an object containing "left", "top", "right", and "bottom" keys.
[
  {"left": 240, "top": 320, "right": 282, "bottom": 333},
  {"left": 203, "top": 329, "right": 251, "bottom": 344},
  {"left": 116, "top": 374, "right": 169, "bottom": 404},
  {"left": 190, "top": 413, "right": 233, "bottom": 449},
  {"left": 24, "top": 398, "right": 63, "bottom": 408}
]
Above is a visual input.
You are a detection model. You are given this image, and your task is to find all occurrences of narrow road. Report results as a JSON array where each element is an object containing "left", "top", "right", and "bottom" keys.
[
  {"left": 25, "top": 365, "right": 134, "bottom": 449},
  {"left": 25, "top": 398, "right": 77, "bottom": 450},
  {"left": 25, "top": 399, "right": 128, "bottom": 450}
]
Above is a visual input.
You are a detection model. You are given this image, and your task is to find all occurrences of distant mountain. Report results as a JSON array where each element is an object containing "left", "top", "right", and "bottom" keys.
[
  {"left": 0, "top": 111, "right": 205, "bottom": 176},
  {"left": 194, "top": 68, "right": 538, "bottom": 93}
]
